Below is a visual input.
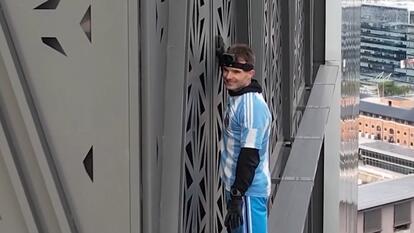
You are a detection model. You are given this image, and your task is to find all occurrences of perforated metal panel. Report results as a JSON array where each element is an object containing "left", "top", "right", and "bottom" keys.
[
  {"left": 213, "top": 1, "right": 233, "bottom": 232},
  {"left": 262, "top": 0, "right": 283, "bottom": 155},
  {"left": 212, "top": 0, "right": 235, "bottom": 233},
  {"left": 182, "top": 1, "right": 211, "bottom": 232},
  {"left": 181, "top": 0, "right": 235, "bottom": 232}
]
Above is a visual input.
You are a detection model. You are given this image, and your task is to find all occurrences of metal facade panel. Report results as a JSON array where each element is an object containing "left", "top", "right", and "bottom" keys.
[
  {"left": 0, "top": 1, "right": 131, "bottom": 232},
  {"left": 181, "top": 0, "right": 235, "bottom": 232},
  {"left": 140, "top": 0, "right": 168, "bottom": 232},
  {"left": 159, "top": 1, "right": 188, "bottom": 232},
  {"left": 182, "top": 1, "right": 211, "bottom": 232}
]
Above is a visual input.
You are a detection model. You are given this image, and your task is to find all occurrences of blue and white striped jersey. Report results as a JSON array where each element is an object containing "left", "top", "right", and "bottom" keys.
[{"left": 220, "top": 90, "right": 271, "bottom": 197}]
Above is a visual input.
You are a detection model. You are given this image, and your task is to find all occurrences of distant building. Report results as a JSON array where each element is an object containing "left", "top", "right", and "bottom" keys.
[
  {"left": 361, "top": 3, "right": 414, "bottom": 83},
  {"left": 358, "top": 175, "right": 414, "bottom": 233},
  {"left": 358, "top": 96, "right": 414, "bottom": 148},
  {"left": 359, "top": 140, "right": 414, "bottom": 174}
]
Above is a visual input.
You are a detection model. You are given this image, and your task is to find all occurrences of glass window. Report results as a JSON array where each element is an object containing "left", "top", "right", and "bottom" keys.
[{"left": 394, "top": 201, "right": 411, "bottom": 231}]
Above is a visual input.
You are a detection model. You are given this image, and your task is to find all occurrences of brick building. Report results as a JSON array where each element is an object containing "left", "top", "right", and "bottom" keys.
[{"left": 358, "top": 96, "right": 414, "bottom": 148}]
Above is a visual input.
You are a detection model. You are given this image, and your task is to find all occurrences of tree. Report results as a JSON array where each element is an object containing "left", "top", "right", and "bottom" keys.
[{"left": 378, "top": 81, "right": 411, "bottom": 97}]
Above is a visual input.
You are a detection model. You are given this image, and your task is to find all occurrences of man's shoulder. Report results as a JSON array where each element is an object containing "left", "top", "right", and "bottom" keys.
[{"left": 240, "top": 92, "right": 268, "bottom": 108}]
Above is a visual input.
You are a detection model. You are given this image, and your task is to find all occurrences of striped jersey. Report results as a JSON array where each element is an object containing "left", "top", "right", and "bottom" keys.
[{"left": 220, "top": 87, "right": 271, "bottom": 197}]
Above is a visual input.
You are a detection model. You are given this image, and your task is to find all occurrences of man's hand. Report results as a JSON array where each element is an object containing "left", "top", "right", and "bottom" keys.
[{"left": 224, "top": 196, "right": 243, "bottom": 230}]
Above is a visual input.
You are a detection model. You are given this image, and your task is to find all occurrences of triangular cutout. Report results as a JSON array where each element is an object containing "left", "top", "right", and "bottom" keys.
[
  {"left": 80, "top": 6, "right": 91, "bottom": 42},
  {"left": 41, "top": 37, "right": 67, "bottom": 56},
  {"left": 34, "top": 0, "right": 60, "bottom": 10},
  {"left": 83, "top": 146, "right": 93, "bottom": 182}
]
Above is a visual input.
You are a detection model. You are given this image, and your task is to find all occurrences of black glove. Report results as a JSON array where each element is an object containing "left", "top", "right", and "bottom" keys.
[{"left": 224, "top": 195, "right": 243, "bottom": 230}]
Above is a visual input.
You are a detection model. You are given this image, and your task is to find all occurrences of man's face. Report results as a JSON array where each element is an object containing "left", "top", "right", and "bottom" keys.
[{"left": 222, "top": 60, "right": 255, "bottom": 91}]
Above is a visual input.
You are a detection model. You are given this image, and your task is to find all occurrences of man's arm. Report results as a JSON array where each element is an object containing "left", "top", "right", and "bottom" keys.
[
  {"left": 224, "top": 147, "right": 259, "bottom": 230},
  {"left": 231, "top": 147, "right": 260, "bottom": 194}
]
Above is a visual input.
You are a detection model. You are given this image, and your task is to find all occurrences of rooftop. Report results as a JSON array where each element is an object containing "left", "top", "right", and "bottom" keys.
[
  {"left": 359, "top": 174, "right": 414, "bottom": 211},
  {"left": 360, "top": 98, "right": 414, "bottom": 123},
  {"left": 362, "top": 1, "right": 414, "bottom": 12},
  {"left": 360, "top": 140, "right": 414, "bottom": 161}
]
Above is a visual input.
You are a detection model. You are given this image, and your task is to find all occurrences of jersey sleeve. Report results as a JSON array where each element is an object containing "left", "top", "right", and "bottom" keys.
[{"left": 238, "top": 94, "right": 270, "bottom": 149}]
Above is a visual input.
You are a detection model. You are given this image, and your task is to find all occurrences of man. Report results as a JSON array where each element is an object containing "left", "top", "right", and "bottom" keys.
[{"left": 219, "top": 44, "right": 271, "bottom": 233}]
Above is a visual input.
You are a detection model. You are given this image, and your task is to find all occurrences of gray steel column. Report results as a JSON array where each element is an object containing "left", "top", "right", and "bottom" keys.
[
  {"left": 280, "top": 0, "right": 294, "bottom": 140},
  {"left": 313, "top": 0, "right": 325, "bottom": 78},
  {"left": 140, "top": 0, "right": 168, "bottom": 232},
  {"left": 304, "top": 0, "right": 315, "bottom": 86},
  {"left": 234, "top": 0, "right": 250, "bottom": 44},
  {"left": 249, "top": 0, "right": 265, "bottom": 85},
  {"left": 159, "top": 0, "right": 188, "bottom": 232},
  {"left": 128, "top": 0, "right": 141, "bottom": 232}
]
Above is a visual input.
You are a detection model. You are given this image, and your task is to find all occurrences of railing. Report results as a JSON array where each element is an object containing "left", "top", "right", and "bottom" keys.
[{"left": 269, "top": 64, "right": 340, "bottom": 233}]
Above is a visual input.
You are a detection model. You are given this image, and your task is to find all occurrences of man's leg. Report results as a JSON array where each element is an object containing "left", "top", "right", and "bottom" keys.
[
  {"left": 247, "top": 196, "right": 268, "bottom": 233},
  {"left": 225, "top": 191, "right": 268, "bottom": 233}
]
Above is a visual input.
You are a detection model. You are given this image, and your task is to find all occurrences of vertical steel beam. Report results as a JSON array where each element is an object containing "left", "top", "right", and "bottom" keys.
[
  {"left": 128, "top": 0, "right": 141, "bottom": 232},
  {"left": 313, "top": 0, "right": 326, "bottom": 78},
  {"left": 304, "top": 0, "right": 315, "bottom": 86},
  {"left": 159, "top": 0, "right": 188, "bottom": 232},
  {"left": 280, "top": 0, "right": 294, "bottom": 140},
  {"left": 234, "top": 0, "right": 250, "bottom": 44},
  {"left": 249, "top": 0, "right": 265, "bottom": 85}
]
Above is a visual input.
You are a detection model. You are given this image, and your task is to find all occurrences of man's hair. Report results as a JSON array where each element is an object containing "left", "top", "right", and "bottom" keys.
[{"left": 227, "top": 44, "right": 255, "bottom": 65}]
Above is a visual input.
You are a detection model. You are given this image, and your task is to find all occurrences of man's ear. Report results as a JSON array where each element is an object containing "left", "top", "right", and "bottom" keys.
[{"left": 249, "top": 69, "right": 255, "bottom": 78}]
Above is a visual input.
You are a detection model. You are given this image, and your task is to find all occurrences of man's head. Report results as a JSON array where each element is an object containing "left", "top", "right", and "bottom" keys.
[{"left": 220, "top": 44, "right": 256, "bottom": 91}]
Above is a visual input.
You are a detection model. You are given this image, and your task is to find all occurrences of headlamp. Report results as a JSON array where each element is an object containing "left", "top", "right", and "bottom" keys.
[{"left": 219, "top": 53, "right": 254, "bottom": 71}]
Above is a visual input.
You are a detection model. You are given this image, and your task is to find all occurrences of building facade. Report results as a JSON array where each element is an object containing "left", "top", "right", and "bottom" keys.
[
  {"left": 359, "top": 140, "right": 414, "bottom": 174},
  {"left": 358, "top": 175, "right": 414, "bottom": 233},
  {"left": 361, "top": 4, "right": 414, "bottom": 83},
  {"left": 0, "top": 0, "right": 360, "bottom": 233},
  {"left": 358, "top": 97, "right": 414, "bottom": 148}
]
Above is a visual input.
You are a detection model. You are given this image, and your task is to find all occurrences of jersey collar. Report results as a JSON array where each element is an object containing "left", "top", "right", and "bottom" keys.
[{"left": 228, "top": 79, "right": 262, "bottom": 96}]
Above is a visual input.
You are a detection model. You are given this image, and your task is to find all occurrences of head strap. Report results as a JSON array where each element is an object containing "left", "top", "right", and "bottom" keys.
[{"left": 219, "top": 53, "right": 254, "bottom": 71}]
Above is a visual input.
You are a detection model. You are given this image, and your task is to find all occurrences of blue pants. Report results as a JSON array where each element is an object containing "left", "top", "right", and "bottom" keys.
[{"left": 225, "top": 191, "right": 268, "bottom": 233}]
